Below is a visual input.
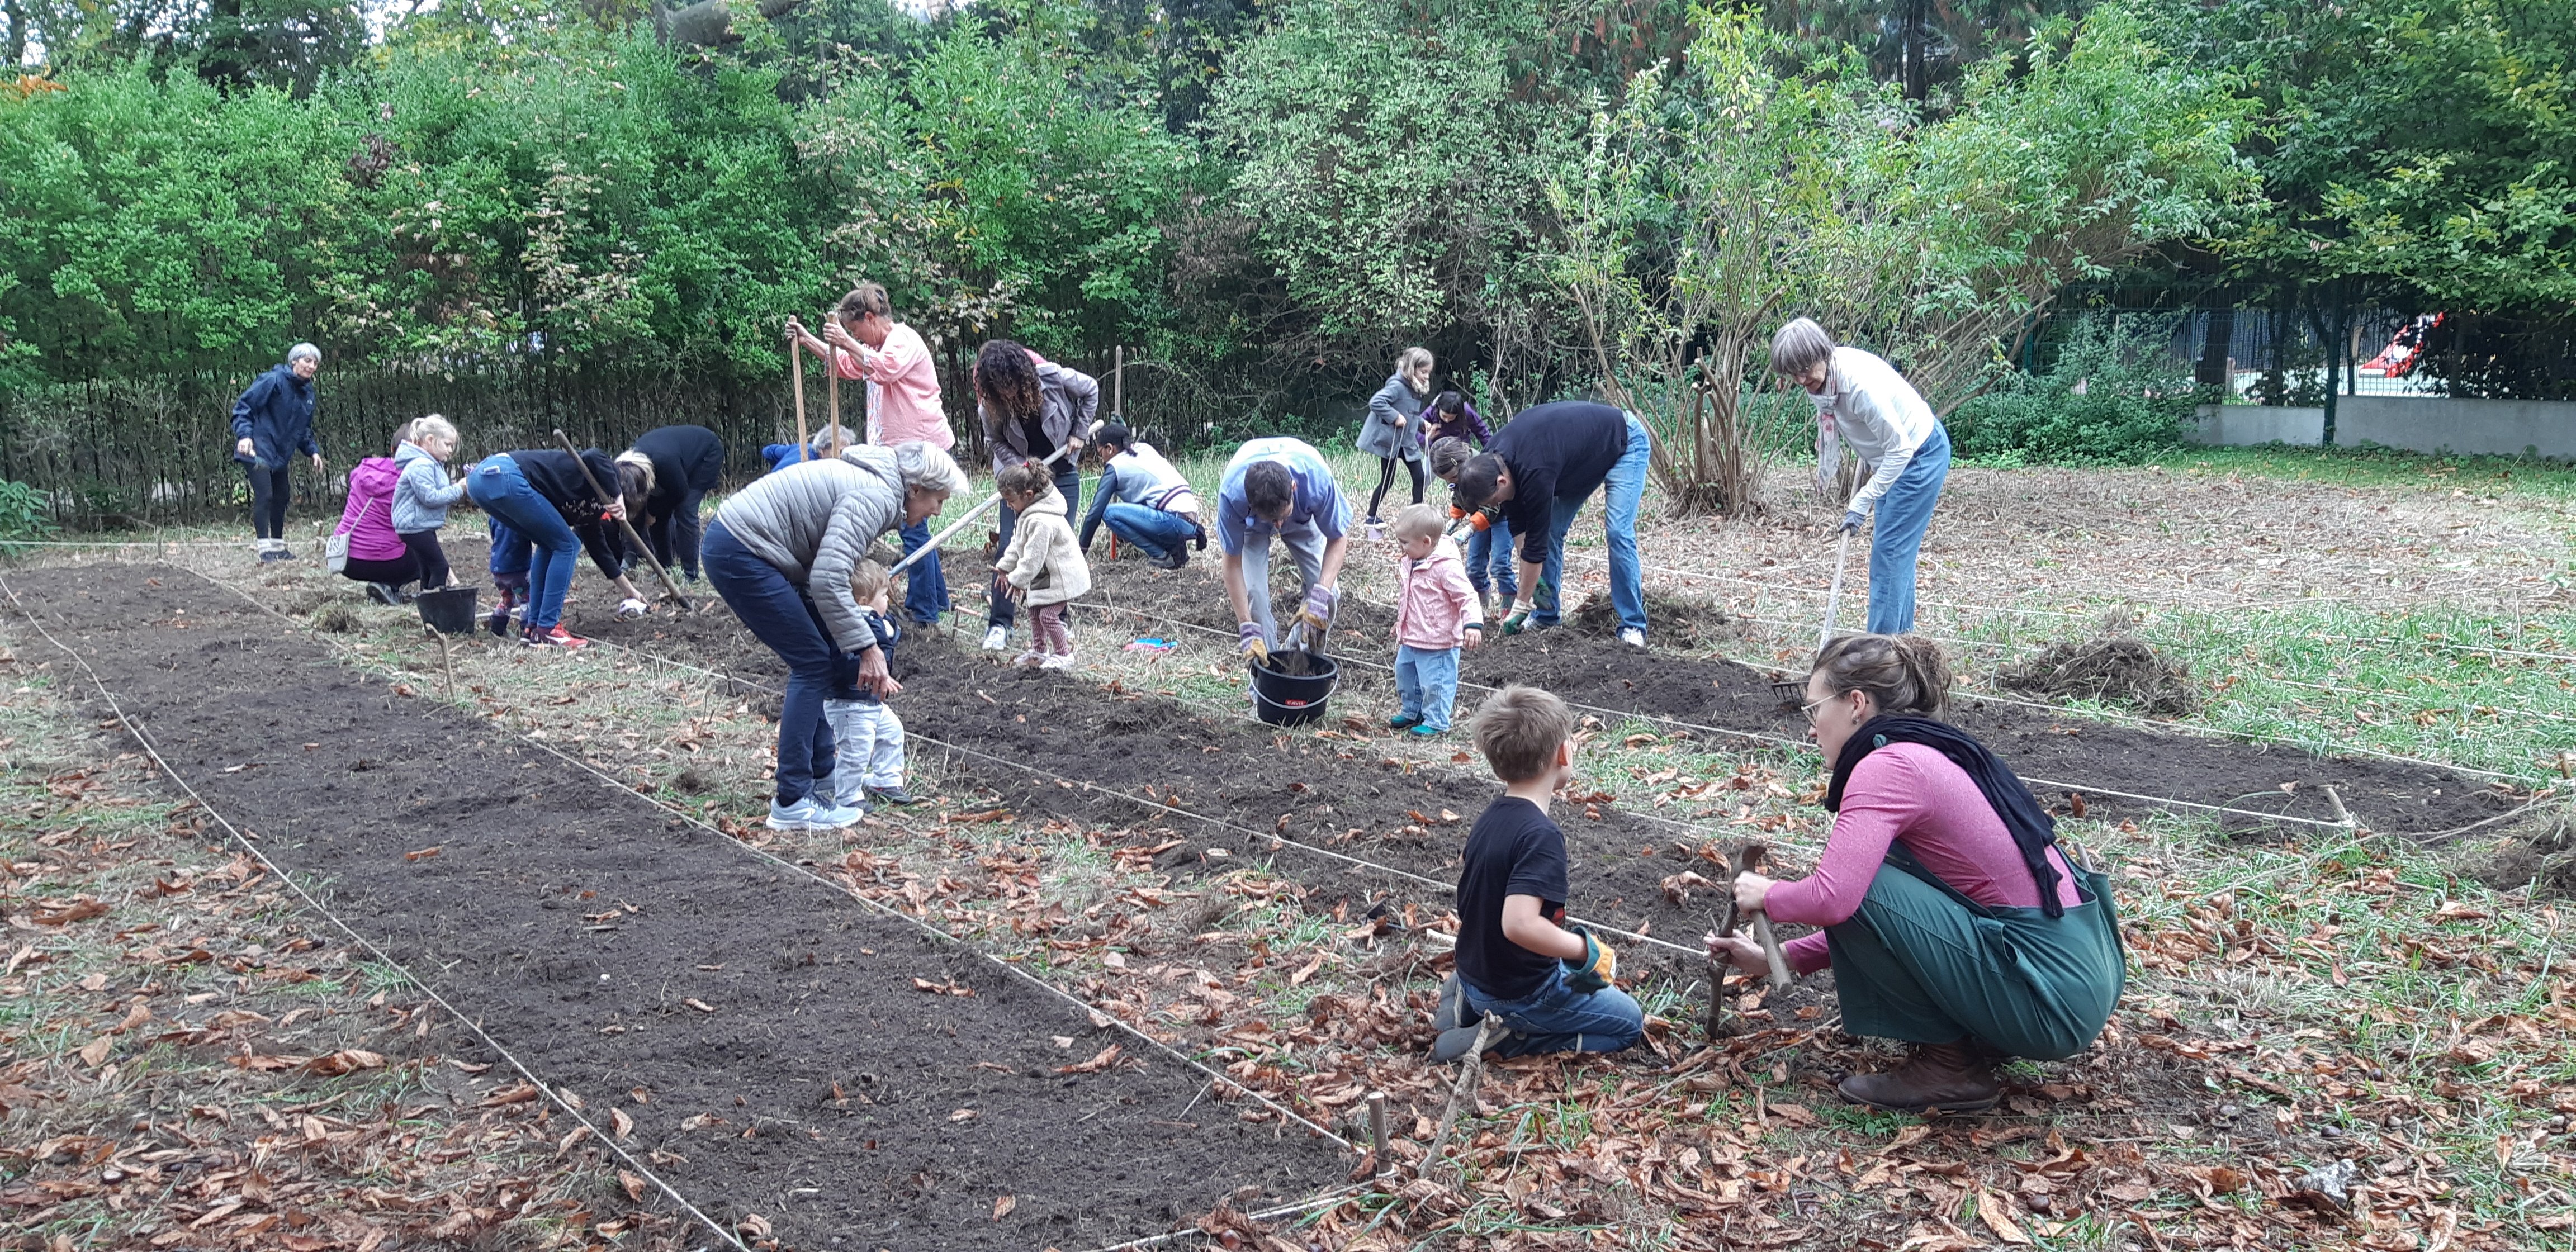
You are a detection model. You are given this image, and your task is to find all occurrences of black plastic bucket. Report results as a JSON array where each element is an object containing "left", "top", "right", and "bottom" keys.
[
  {"left": 418, "top": 585, "right": 480, "bottom": 636},
  {"left": 1249, "top": 652, "right": 1338, "bottom": 727}
]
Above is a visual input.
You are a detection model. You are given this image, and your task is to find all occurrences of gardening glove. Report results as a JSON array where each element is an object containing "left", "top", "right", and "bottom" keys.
[
  {"left": 1839, "top": 509, "right": 1865, "bottom": 534},
  {"left": 1238, "top": 622, "right": 1270, "bottom": 664},
  {"left": 615, "top": 597, "right": 648, "bottom": 620},
  {"left": 1290, "top": 584, "right": 1338, "bottom": 636},
  {"left": 1562, "top": 924, "right": 1618, "bottom": 993},
  {"left": 1500, "top": 600, "right": 1535, "bottom": 636}
]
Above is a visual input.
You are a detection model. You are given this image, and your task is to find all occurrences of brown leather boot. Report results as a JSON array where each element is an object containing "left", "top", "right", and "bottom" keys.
[{"left": 1836, "top": 1041, "right": 2002, "bottom": 1113}]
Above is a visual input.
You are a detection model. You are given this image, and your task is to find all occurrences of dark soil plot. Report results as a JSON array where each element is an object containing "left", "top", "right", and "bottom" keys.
[
  {"left": 1045, "top": 555, "right": 2522, "bottom": 837},
  {"left": 3, "top": 563, "right": 1346, "bottom": 1252},
  {"left": 577, "top": 597, "right": 1761, "bottom": 976}
]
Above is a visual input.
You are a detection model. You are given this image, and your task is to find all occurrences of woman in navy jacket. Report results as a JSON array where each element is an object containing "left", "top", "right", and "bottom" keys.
[{"left": 230, "top": 343, "right": 325, "bottom": 562}]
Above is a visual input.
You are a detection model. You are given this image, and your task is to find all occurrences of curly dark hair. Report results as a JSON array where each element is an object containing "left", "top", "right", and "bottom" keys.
[{"left": 974, "top": 340, "right": 1043, "bottom": 424}]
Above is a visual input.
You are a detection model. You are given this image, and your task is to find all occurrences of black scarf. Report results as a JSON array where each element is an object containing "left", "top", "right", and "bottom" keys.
[{"left": 1824, "top": 715, "right": 2067, "bottom": 918}]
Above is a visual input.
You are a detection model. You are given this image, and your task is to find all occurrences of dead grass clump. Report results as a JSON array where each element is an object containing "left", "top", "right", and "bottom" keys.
[
  {"left": 311, "top": 603, "right": 362, "bottom": 633},
  {"left": 1997, "top": 634, "right": 2201, "bottom": 717}
]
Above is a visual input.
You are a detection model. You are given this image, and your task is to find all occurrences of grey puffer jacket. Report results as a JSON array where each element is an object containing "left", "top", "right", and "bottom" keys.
[
  {"left": 1359, "top": 373, "right": 1427, "bottom": 461},
  {"left": 984, "top": 356, "right": 1101, "bottom": 474},
  {"left": 712, "top": 445, "right": 908, "bottom": 654}
]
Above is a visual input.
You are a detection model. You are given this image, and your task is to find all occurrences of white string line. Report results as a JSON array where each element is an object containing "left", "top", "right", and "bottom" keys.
[
  {"left": 1071, "top": 597, "right": 2376, "bottom": 833},
  {"left": 1296, "top": 567, "right": 2541, "bottom": 785},
  {"left": 1563, "top": 547, "right": 2576, "bottom": 665},
  {"left": 535, "top": 627, "right": 1716, "bottom": 961},
  {"left": 169, "top": 565, "right": 1358, "bottom": 1151},
  {"left": 0, "top": 571, "right": 754, "bottom": 1252}
]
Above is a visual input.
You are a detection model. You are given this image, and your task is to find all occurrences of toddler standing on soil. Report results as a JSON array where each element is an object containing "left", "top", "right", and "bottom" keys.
[
  {"left": 392, "top": 414, "right": 466, "bottom": 594},
  {"left": 1431, "top": 685, "right": 1644, "bottom": 1062},
  {"left": 991, "top": 462, "right": 1091, "bottom": 669},
  {"left": 1386, "top": 504, "right": 1481, "bottom": 736},
  {"left": 823, "top": 563, "right": 921, "bottom": 809}
]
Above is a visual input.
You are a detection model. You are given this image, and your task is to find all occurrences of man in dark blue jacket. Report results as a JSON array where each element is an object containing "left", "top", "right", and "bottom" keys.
[{"left": 231, "top": 343, "right": 326, "bottom": 562}]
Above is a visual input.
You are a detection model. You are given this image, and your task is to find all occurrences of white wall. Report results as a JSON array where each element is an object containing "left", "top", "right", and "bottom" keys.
[{"left": 2194, "top": 397, "right": 2576, "bottom": 459}]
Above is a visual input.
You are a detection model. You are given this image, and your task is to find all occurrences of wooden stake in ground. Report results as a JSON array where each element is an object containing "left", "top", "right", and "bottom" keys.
[
  {"left": 548, "top": 430, "right": 694, "bottom": 613},
  {"left": 428, "top": 624, "right": 455, "bottom": 701},
  {"left": 1366, "top": 1090, "right": 1388, "bottom": 1177},
  {"left": 1111, "top": 344, "right": 1123, "bottom": 418},
  {"left": 1419, "top": 1017, "right": 1495, "bottom": 1178}
]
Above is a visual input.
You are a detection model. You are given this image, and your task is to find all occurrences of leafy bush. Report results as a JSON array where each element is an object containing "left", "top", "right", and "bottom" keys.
[
  {"left": 0, "top": 478, "right": 56, "bottom": 542},
  {"left": 1950, "top": 314, "right": 2206, "bottom": 465}
]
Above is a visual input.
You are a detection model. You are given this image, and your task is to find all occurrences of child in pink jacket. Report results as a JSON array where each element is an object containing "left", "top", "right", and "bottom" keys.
[{"left": 1386, "top": 503, "right": 1484, "bottom": 735}]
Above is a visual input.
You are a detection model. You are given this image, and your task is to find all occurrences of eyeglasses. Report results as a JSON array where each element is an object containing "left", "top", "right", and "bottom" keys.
[{"left": 1797, "top": 694, "right": 1840, "bottom": 724}]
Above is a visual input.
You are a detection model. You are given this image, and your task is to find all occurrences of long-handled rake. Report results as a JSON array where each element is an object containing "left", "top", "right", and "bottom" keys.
[{"left": 1769, "top": 529, "right": 1854, "bottom": 708}]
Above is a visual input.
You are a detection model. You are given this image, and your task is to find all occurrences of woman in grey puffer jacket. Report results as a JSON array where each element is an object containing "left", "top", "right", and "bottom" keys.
[
  {"left": 1359, "top": 347, "right": 1432, "bottom": 529},
  {"left": 704, "top": 442, "right": 971, "bottom": 832}
]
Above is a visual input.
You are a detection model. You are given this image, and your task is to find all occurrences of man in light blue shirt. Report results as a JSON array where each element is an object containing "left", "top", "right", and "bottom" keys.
[{"left": 1216, "top": 437, "right": 1352, "bottom": 657}]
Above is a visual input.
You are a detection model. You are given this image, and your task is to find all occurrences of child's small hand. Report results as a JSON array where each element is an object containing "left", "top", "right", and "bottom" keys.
[{"left": 1463, "top": 625, "right": 1483, "bottom": 650}]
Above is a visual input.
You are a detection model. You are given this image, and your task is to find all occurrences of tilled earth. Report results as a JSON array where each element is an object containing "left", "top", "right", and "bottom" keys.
[{"left": 3, "top": 562, "right": 1346, "bottom": 1252}]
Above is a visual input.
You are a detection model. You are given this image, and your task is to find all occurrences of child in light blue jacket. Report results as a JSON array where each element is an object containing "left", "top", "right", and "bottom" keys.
[{"left": 392, "top": 414, "right": 468, "bottom": 591}]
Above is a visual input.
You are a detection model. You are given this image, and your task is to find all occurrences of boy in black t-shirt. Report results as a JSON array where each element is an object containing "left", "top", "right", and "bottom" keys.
[{"left": 1432, "top": 685, "right": 1645, "bottom": 1061}]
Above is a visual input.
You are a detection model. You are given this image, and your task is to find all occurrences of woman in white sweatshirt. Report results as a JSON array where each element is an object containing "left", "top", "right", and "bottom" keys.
[{"left": 1770, "top": 317, "right": 1952, "bottom": 636}]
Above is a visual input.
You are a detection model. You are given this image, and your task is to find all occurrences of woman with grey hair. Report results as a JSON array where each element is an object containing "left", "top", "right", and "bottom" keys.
[
  {"left": 704, "top": 440, "right": 970, "bottom": 831},
  {"left": 1770, "top": 317, "right": 1950, "bottom": 636},
  {"left": 230, "top": 342, "right": 326, "bottom": 562}
]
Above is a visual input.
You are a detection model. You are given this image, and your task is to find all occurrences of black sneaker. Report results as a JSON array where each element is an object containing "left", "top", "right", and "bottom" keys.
[
  {"left": 1190, "top": 522, "right": 1208, "bottom": 551},
  {"left": 1149, "top": 548, "right": 1188, "bottom": 571},
  {"left": 485, "top": 597, "right": 515, "bottom": 637},
  {"left": 366, "top": 582, "right": 400, "bottom": 606},
  {"left": 865, "top": 785, "right": 926, "bottom": 807}
]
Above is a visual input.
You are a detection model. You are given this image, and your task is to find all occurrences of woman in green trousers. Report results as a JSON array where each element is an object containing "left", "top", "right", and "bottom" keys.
[{"left": 1707, "top": 634, "right": 2125, "bottom": 1112}]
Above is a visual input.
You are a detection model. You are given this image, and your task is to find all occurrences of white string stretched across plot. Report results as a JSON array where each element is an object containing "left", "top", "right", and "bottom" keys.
[{"left": 0, "top": 570, "right": 757, "bottom": 1252}]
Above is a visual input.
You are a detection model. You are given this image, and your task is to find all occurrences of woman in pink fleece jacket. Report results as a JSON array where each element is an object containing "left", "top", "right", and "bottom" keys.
[
  {"left": 1384, "top": 504, "right": 1483, "bottom": 736},
  {"left": 332, "top": 425, "right": 426, "bottom": 605},
  {"left": 1707, "top": 634, "right": 2123, "bottom": 1115}
]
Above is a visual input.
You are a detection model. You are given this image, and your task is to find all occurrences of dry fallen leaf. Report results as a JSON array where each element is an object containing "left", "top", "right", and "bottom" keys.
[
  {"left": 993, "top": 1194, "right": 1016, "bottom": 1221},
  {"left": 1977, "top": 1188, "right": 2032, "bottom": 1245},
  {"left": 1288, "top": 954, "right": 1324, "bottom": 986},
  {"left": 612, "top": 1108, "right": 634, "bottom": 1140},
  {"left": 302, "top": 1049, "right": 386, "bottom": 1076},
  {"left": 1054, "top": 1044, "right": 1123, "bottom": 1075},
  {"left": 78, "top": 1036, "right": 111, "bottom": 1068},
  {"left": 619, "top": 1170, "right": 647, "bottom": 1202},
  {"left": 949, "top": 1108, "right": 979, "bottom": 1123},
  {"left": 33, "top": 897, "right": 108, "bottom": 926},
  {"left": 402, "top": 846, "right": 442, "bottom": 862},
  {"left": 684, "top": 998, "right": 717, "bottom": 1013}
]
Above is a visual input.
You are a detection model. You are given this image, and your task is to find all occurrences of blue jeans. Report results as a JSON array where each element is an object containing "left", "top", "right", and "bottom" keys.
[
  {"left": 1865, "top": 422, "right": 1950, "bottom": 636},
  {"left": 1464, "top": 518, "right": 1517, "bottom": 597},
  {"left": 989, "top": 463, "right": 1081, "bottom": 629},
  {"left": 1536, "top": 412, "right": 1650, "bottom": 634},
  {"left": 703, "top": 519, "right": 837, "bottom": 806},
  {"left": 1104, "top": 504, "right": 1196, "bottom": 562},
  {"left": 467, "top": 455, "right": 581, "bottom": 632},
  {"left": 1394, "top": 644, "right": 1460, "bottom": 729},
  {"left": 1461, "top": 963, "right": 1644, "bottom": 1059},
  {"left": 899, "top": 519, "right": 946, "bottom": 625}
]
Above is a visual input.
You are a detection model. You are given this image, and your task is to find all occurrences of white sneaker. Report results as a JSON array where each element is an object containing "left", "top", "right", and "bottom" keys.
[
  {"left": 982, "top": 625, "right": 1010, "bottom": 651},
  {"left": 1618, "top": 627, "right": 1647, "bottom": 648},
  {"left": 1040, "top": 651, "right": 1077, "bottom": 670},
  {"left": 767, "top": 796, "right": 865, "bottom": 831},
  {"left": 1013, "top": 649, "right": 1046, "bottom": 668}
]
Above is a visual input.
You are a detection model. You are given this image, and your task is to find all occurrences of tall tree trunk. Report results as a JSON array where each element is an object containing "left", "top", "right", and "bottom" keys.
[
  {"left": 2196, "top": 306, "right": 2235, "bottom": 390},
  {"left": 4, "top": 0, "right": 25, "bottom": 71}
]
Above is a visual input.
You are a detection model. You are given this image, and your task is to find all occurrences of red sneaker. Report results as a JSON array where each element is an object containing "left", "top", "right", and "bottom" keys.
[{"left": 524, "top": 625, "right": 589, "bottom": 651}]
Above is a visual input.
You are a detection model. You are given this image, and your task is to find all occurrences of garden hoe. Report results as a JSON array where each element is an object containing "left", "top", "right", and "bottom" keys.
[
  {"left": 552, "top": 430, "right": 694, "bottom": 614},
  {"left": 1770, "top": 529, "right": 1854, "bottom": 708}
]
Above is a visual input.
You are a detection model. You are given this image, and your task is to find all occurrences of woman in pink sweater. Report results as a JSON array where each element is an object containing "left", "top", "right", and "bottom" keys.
[{"left": 1707, "top": 634, "right": 2124, "bottom": 1113}]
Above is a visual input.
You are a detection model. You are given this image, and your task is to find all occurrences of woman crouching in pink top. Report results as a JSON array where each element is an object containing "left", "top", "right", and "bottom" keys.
[{"left": 1706, "top": 634, "right": 2124, "bottom": 1113}]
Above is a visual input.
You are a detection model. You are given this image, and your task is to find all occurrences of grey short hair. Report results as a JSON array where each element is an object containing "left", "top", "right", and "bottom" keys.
[
  {"left": 1769, "top": 318, "right": 1835, "bottom": 377},
  {"left": 287, "top": 342, "right": 321, "bottom": 365},
  {"left": 808, "top": 424, "right": 856, "bottom": 450},
  {"left": 893, "top": 440, "right": 970, "bottom": 499}
]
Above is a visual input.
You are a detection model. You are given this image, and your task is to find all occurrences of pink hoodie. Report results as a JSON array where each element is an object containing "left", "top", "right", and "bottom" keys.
[
  {"left": 337, "top": 457, "right": 407, "bottom": 562},
  {"left": 1394, "top": 537, "right": 1483, "bottom": 650}
]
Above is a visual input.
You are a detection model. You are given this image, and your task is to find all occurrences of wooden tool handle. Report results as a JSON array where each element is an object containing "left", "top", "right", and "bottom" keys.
[
  {"left": 550, "top": 430, "right": 693, "bottom": 613},
  {"left": 1748, "top": 913, "right": 1792, "bottom": 987}
]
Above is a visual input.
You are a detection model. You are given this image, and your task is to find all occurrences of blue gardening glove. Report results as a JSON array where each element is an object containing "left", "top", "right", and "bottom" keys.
[
  {"left": 1562, "top": 924, "right": 1617, "bottom": 992},
  {"left": 1839, "top": 509, "right": 1865, "bottom": 534},
  {"left": 1238, "top": 622, "right": 1269, "bottom": 663}
]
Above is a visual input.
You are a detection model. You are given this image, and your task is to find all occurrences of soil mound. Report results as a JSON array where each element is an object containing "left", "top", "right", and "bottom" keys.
[
  {"left": 2468, "top": 802, "right": 2576, "bottom": 898},
  {"left": 1997, "top": 634, "right": 2201, "bottom": 717},
  {"left": 1569, "top": 589, "right": 1729, "bottom": 648}
]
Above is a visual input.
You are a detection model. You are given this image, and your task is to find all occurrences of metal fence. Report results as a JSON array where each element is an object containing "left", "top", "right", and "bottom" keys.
[{"left": 2029, "top": 303, "right": 2576, "bottom": 403}]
